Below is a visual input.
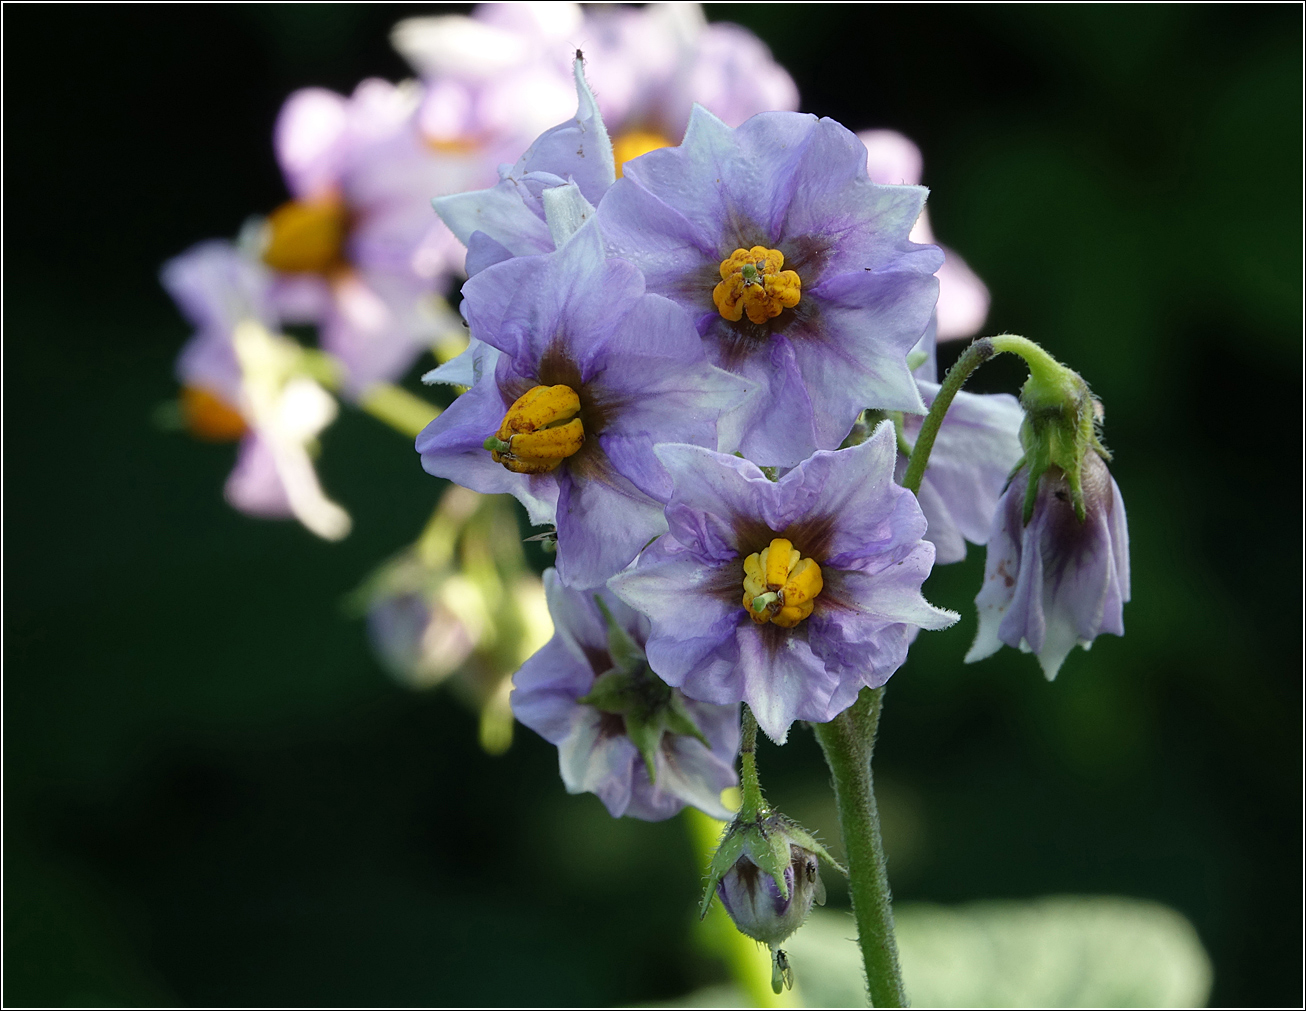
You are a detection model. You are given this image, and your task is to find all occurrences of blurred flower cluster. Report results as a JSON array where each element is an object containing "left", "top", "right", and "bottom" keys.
[{"left": 160, "top": 3, "right": 1130, "bottom": 996}]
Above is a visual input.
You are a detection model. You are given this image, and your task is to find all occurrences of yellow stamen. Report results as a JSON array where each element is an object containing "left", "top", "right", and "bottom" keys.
[
  {"left": 741, "top": 537, "right": 823, "bottom": 628},
  {"left": 487, "top": 385, "right": 585, "bottom": 474},
  {"left": 262, "top": 197, "right": 348, "bottom": 274},
  {"left": 713, "top": 246, "right": 801, "bottom": 325},
  {"left": 181, "top": 385, "right": 246, "bottom": 442},
  {"left": 613, "top": 130, "right": 674, "bottom": 178}
]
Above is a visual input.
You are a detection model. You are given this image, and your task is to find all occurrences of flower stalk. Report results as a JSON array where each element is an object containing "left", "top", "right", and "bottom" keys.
[{"left": 812, "top": 686, "right": 906, "bottom": 1009}]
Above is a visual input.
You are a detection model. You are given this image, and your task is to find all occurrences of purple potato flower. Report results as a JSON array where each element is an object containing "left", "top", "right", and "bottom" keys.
[
  {"left": 415, "top": 217, "right": 750, "bottom": 588},
  {"left": 897, "top": 381, "right": 1025, "bottom": 565},
  {"left": 264, "top": 79, "right": 468, "bottom": 397},
  {"left": 610, "top": 424, "right": 957, "bottom": 743},
  {"left": 513, "top": 570, "right": 740, "bottom": 821},
  {"left": 966, "top": 452, "right": 1130, "bottom": 679},
  {"left": 598, "top": 107, "right": 944, "bottom": 467}
]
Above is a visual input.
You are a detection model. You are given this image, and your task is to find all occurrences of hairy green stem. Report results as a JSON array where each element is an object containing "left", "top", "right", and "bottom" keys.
[
  {"left": 900, "top": 337, "right": 996, "bottom": 494},
  {"left": 812, "top": 687, "right": 905, "bottom": 1008},
  {"left": 738, "top": 704, "right": 767, "bottom": 819}
]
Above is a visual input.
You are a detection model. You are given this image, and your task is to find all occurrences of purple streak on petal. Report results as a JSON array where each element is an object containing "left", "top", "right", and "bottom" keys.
[
  {"left": 794, "top": 269, "right": 937, "bottom": 425},
  {"left": 735, "top": 625, "right": 838, "bottom": 745}
]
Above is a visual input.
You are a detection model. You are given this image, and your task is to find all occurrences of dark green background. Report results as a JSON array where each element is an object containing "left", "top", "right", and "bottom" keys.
[{"left": 5, "top": 4, "right": 1300, "bottom": 1006}]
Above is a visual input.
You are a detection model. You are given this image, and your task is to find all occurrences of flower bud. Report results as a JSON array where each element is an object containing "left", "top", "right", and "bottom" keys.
[
  {"left": 717, "top": 842, "right": 825, "bottom": 948},
  {"left": 701, "top": 808, "right": 842, "bottom": 991}
]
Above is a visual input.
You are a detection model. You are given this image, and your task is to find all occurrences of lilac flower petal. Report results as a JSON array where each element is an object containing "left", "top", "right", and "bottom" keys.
[
  {"left": 464, "top": 230, "right": 515, "bottom": 277},
  {"left": 935, "top": 246, "right": 991, "bottom": 341},
  {"left": 652, "top": 444, "right": 777, "bottom": 561},
  {"left": 433, "top": 178, "right": 556, "bottom": 258},
  {"left": 516, "top": 59, "right": 615, "bottom": 206},
  {"left": 512, "top": 638, "right": 592, "bottom": 743},
  {"left": 554, "top": 464, "right": 668, "bottom": 589},
  {"left": 415, "top": 376, "right": 558, "bottom": 525},
  {"left": 558, "top": 708, "right": 639, "bottom": 817},
  {"left": 608, "top": 555, "right": 743, "bottom": 689},
  {"left": 633, "top": 734, "right": 735, "bottom": 821},
  {"left": 275, "top": 87, "right": 350, "bottom": 199},
  {"left": 790, "top": 282, "right": 932, "bottom": 440},
  {"left": 725, "top": 335, "right": 821, "bottom": 468},
  {"left": 224, "top": 434, "right": 292, "bottom": 519},
  {"left": 460, "top": 220, "right": 643, "bottom": 372},
  {"left": 734, "top": 627, "right": 839, "bottom": 745},
  {"left": 421, "top": 337, "right": 501, "bottom": 388}
]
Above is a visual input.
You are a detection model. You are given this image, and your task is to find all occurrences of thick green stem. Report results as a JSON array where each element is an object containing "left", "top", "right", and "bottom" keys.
[{"left": 812, "top": 687, "right": 905, "bottom": 1008}]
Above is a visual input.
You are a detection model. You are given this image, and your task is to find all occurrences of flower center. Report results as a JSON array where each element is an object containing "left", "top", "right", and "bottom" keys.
[
  {"left": 713, "top": 247, "right": 801, "bottom": 325},
  {"left": 181, "top": 385, "right": 247, "bottom": 442},
  {"left": 483, "top": 385, "right": 585, "bottom": 474},
  {"left": 612, "top": 129, "right": 674, "bottom": 178},
  {"left": 741, "top": 538, "right": 823, "bottom": 628},
  {"left": 262, "top": 197, "right": 348, "bottom": 274}
]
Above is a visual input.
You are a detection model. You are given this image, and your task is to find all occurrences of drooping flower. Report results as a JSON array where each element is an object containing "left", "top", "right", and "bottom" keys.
[
  {"left": 598, "top": 108, "right": 944, "bottom": 467},
  {"left": 263, "top": 79, "right": 466, "bottom": 397},
  {"left": 609, "top": 424, "right": 957, "bottom": 743},
  {"left": 161, "top": 240, "right": 351, "bottom": 540},
  {"left": 512, "top": 569, "right": 740, "bottom": 820},
  {"left": 415, "top": 216, "right": 749, "bottom": 589},
  {"left": 894, "top": 382, "right": 1025, "bottom": 565},
  {"left": 860, "top": 129, "right": 990, "bottom": 348},
  {"left": 966, "top": 451, "right": 1130, "bottom": 679}
]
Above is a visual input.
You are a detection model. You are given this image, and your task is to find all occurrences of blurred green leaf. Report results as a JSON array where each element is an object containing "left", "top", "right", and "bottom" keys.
[{"left": 783, "top": 897, "right": 1212, "bottom": 1008}]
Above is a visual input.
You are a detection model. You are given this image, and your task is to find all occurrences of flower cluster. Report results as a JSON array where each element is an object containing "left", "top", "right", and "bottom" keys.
[
  {"left": 418, "top": 56, "right": 1130, "bottom": 829},
  {"left": 158, "top": 11, "right": 1134, "bottom": 994}
]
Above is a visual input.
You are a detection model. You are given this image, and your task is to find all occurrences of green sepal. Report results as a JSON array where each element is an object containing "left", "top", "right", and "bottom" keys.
[
  {"left": 578, "top": 668, "right": 637, "bottom": 714},
  {"left": 700, "top": 828, "right": 748, "bottom": 918},
  {"left": 594, "top": 597, "right": 643, "bottom": 673},
  {"left": 624, "top": 714, "right": 662, "bottom": 783},
  {"left": 664, "top": 692, "right": 710, "bottom": 749},
  {"left": 780, "top": 819, "right": 847, "bottom": 877},
  {"left": 755, "top": 826, "right": 794, "bottom": 902}
]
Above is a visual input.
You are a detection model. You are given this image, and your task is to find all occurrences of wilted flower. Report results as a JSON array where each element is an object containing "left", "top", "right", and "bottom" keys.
[
  {"left": 599, "top": 108, "right": 943, "bottom": 467},
  {"left": 966, "top": 452, "right": 1129, "bottom": 679},
  {"left": 961, "top": 336, "right": 1130, "bottom": 678},
  {"left": 415, "top": 217, "right": 748, "bottom": 588},
  {"left": 610, "top": 424, "right": 957, "bottom": 743},
  {"left": 264, "top": 78, "right": 465, "bottom": 396},
  {"left": 161, "top": 240, "right": 350, "bottom": 540},
  {"left": 513, "top": 570, "right": 740, "bottom": 820}
]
